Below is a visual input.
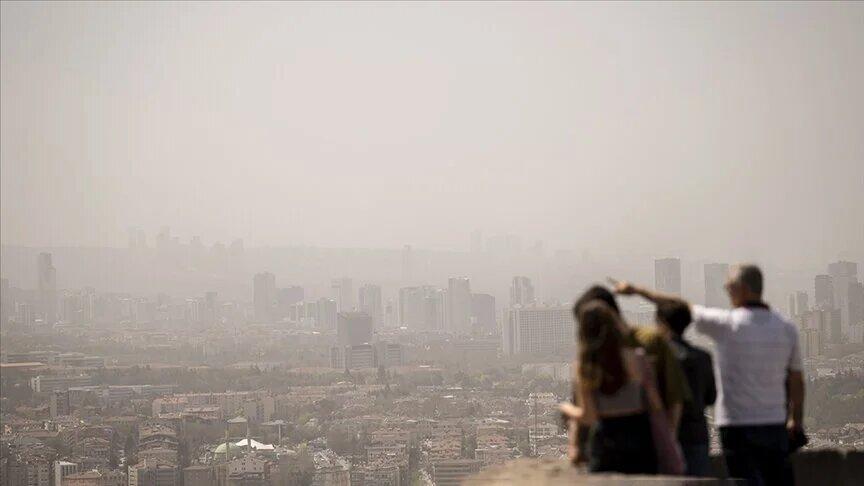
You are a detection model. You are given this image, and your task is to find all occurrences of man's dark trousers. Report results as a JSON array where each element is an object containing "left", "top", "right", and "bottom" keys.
[{"left": 720, "top": 424, "right": 792, "bottom": 486}]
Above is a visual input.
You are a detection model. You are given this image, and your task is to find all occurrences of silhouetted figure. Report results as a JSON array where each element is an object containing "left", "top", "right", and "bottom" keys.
[{"left": 656, "top": 301, "right": 716, "bottom": 476}]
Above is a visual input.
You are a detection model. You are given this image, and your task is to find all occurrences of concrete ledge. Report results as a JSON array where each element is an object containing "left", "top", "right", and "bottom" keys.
[
  {"left": 466, "top": 450, "right": 864, "bottom": 485},
  {"left": 464, "top": 458, "right": 729, "bottom": 485}
]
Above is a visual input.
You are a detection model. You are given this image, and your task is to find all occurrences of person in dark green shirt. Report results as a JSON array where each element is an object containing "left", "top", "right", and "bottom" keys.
[{"left": 565, "top": 285, "right": 691, "bottom": 464}]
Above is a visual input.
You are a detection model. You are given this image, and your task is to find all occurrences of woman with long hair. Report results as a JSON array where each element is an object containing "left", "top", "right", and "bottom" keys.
[{"left": 566, "top": 299, "right": 665, "bottom": 474}]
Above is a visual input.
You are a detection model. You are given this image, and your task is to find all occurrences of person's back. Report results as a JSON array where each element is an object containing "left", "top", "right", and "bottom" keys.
[
  {"left": 669, "top": 340, "right": 714, "bottom": 444},
  {"left": 693, "top": 305, "right": 798, "bottom": 426},
  {"left": 688, "top": 266, "right": 803, "bottom": 486},
  {"left": 656, "top": 301, "right": 716, "bottom": 476}
]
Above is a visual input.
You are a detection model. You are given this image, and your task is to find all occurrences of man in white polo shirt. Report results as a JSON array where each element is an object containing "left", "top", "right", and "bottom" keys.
[{"left": 611, "top": 264, "right": 804, "bottom": 485}]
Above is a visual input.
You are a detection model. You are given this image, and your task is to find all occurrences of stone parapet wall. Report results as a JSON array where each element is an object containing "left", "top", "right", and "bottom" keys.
[{"left": 467, "top": 450, "right": 864, "bottom": 485}]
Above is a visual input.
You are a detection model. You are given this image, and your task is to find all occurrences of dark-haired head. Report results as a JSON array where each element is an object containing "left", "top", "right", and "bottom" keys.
[
  {"left": 573, "top": 285, "right": 620, "bottom": 320},
  {"left": 726, "top": 264, "right": 764, "bottom": 307},
  {"left": 576, "top": 300, "right": 626, "bottom": 395},
  {"left": 656, "top": 301, "right": 692, "bottom": 336}
]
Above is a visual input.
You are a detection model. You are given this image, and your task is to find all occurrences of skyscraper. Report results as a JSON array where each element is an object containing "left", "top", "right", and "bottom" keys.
[
  {"left": 655, "top": 258, "right": 682, "bottom": 296},
  {"left": 399, "top": 287, "right": 424, "bottom": 329},
  {"left": 850, "top": 281, "right": 864, "bottom": 343},
  {"left": 703, "top": 263, "right": 729, "bottom": 308},
  {"left": 253, "top": 272, "right": 276, "bottom": 322},
  {"left": 510, "top": 276, "right": 535, "bottom": 307},
  {"left": 358, "top": 284, "right": 383, "bottom": 329},
  {"left": 276, "top": 286, "right": 304, "bottom": 319},
  {"left": 814, "top": 274, "right": 834, "bottom": 309},
  {"left": 317, "top": 297, "right": 338, "bottom": 330},
  {"left": 448, "top": 277, "right": 472, "bottom": 334},
  {"left": 795, "top": 291, "right": 809, "bottom": 317},
  {"left": 37, "top": 252, "right": 57, "bottom": 324},
  {"left": 503, "top": 306, "right": 573, "bottom": 356},
  {"left": 471, "top": 293, "right": 496, "bottom": 334},
  {"left": 204, "top": 291, "right": 219, "bottom": 323},
  {"left": 337, "top": 312, "right": 373, "bottom": 346},
  {"left": 401, "top": 245, "right": 414, "bottom": 284},
  {"left": 828, "top": 261, "right": 859, "bottom": 338},
  {"left": 331, "top": 278, "right": 354, "bottom": 312},
  {"left": 384, "top": 298, "right": 396, "bottom": 328},
  {"left": 1, "top": 277, "right": 10, "bottom": 326},
  {"left": 399, "top": 286, "right": 445, "bottom": 330},
  {"left": 424, "top": 289, "right": 447, "bottom": 331}
]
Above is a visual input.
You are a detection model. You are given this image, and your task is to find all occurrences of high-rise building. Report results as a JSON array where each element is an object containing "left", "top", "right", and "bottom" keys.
[
  {"left": 185, "top": 298, "right": 201, "bottom": 322},
  {"left": 331, "top": 278, "right": 354, "bottom": 312},
  {"left": 828, "top": 261, "right": 859, "bottom": 337},
  {"left": 510, "top": 276, "right": 535, "bottom": 307},
  {"left": 399, "top": 286, "right": 445, "bottom": 330},
  {"left": 337, "top": 312, "right": 373, "bottom": 347},
  {"left": 253, "top": 272, "right": 276, "bottom": 322},
  {"left": 850, "top": 281, "right": 864, "bottom": 342},
  {"left": 471, "top": 293, "right": 496, "bottom": 334},
  {"left": 16, "top": 302, "right": 34, "bottom": 326},
  {"left": 447, "top": 277, "right": 472, "bottom": 334},
  {"left": 399, "top": 287, "right": 421, "bottom": 328},
  {"left": 503, "top": 306, "right": 574, "bottom": 356},
  {"left": 375, "top": 341, "right": 404, "bottom": 367},
  {"left": 424, "top": 288, "right": 447, "bottom": 331},
  {"left": 814, "top": 274, "right": 834, "bottom": 308},
  {"left": 789, "top": 290, "right": 809, "bottom": 318},
  {"left": 203, "top": 291, "right": 218, "bottom": 323},
  {"left": 654, "top": 258, "right": 681, "bottom": 296},
  {"left": 1, "top": 277, "right": 10, "bottom": 325},
  {"left": 401, "top": 245, "right": 414, "bottom": 284},
  {"left": 50, "top": 390, "right": 71, "bottom": 418},
  {"left": 330, "top": 343, "right": 377, "bottom": 370},
  {"left": 358, "top": 284, "right": 383, "bottom": 328},
  {"left": 399, "top": 287, "right": 423, "bottom": 328},
  {"left": 384, "top": 298, "right": 396, "bottom": 328},
  {"left": 276, "top": 286, "right": 304, "bottom": 319},
  {"left": 704, "top": 263, "right": 729, "bottom": 308},
  {"left": 316, "top": 297, "right": 338, "bottom": 330},
  {"left": 37, "top": 252, "right": 57, "bottom": 324},
  {"left": 805, "top": 307, "right": 842, "bottom": 345},
  {"left": 795, "top": 291, "right": 809, "bottom": 317}
]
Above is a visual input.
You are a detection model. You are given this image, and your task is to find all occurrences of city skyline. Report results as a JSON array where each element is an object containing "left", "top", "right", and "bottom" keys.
[{"left": 2, "top": 2, "right": 863, "bottom": 484}]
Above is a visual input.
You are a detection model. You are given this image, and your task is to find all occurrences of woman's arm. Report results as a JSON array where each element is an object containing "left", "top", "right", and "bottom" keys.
[
  {"left": 568, "top": 375, "right": 597, "bottom": 464},
  {"left": 638, "top": 353, "right": 678, "bottom": 433}
]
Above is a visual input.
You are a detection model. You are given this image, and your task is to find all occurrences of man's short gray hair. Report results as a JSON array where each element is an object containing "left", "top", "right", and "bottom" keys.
[{"left": 733, "top": 264, "right": 763, "bottom": 296}]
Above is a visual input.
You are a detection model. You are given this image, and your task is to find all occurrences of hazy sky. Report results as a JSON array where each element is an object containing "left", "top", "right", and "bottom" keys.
[{"left": 2, "top": 2, "right": 862, "bottom": 265}]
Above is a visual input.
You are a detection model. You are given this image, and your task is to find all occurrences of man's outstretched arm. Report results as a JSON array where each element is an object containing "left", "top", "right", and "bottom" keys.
[{"left": 607, "top": 278, "right": 689, "bottom": 307}]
